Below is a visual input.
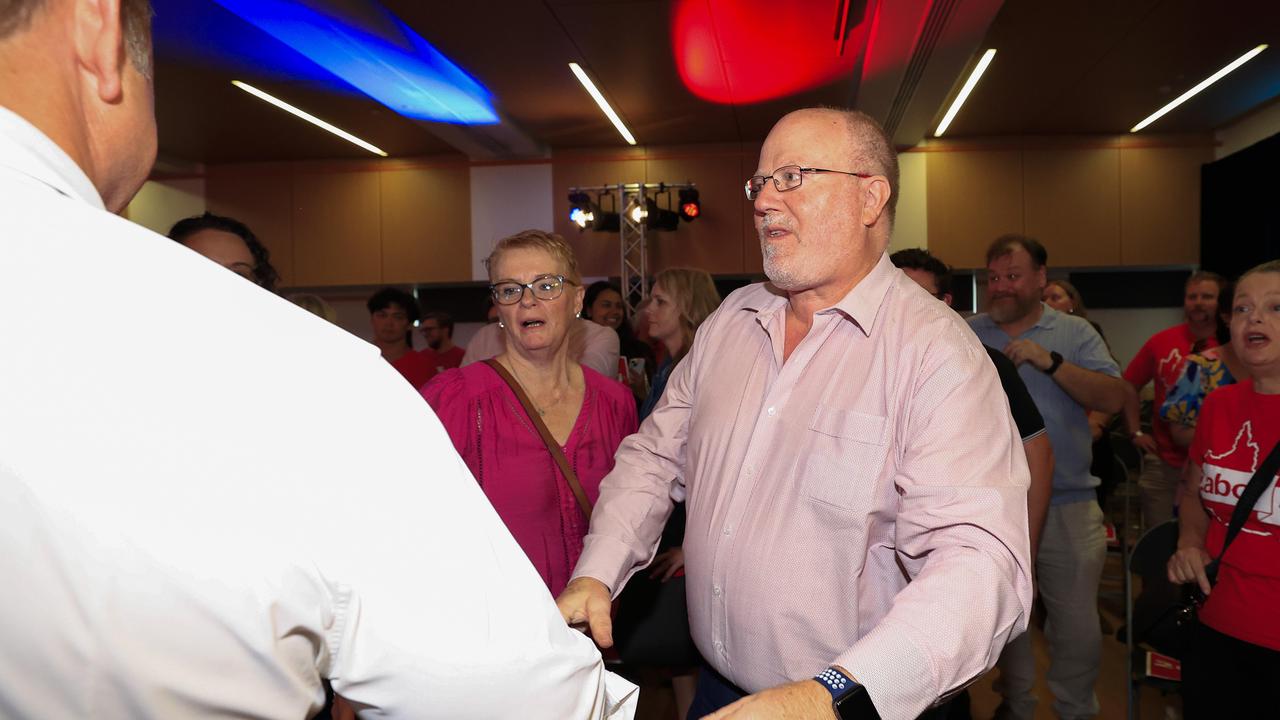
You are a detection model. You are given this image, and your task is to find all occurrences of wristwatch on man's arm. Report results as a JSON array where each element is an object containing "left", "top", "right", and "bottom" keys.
[{"left": 814, "top": 667, "right": 880, "bottom": 719}]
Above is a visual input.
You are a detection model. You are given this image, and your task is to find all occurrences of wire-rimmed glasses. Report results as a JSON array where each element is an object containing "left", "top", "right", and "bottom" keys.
[{"left": 744, "top": 165, "right": 872, "bottom": 200}]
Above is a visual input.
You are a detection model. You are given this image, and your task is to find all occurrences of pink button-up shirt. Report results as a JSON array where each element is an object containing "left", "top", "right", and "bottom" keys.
[{"left": 574, "top": 253, "right": 1033, "bottom": 720}]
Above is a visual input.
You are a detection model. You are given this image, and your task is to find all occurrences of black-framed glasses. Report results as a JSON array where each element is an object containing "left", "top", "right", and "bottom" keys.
[
  {"left": 489, "top": 274, "right": 576, "bottom": 305},
  {"left": 744, "top": 165, "right": 872, "bottom": 200}
]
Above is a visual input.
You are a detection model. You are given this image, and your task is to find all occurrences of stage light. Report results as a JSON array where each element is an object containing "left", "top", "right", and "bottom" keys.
[
  {"left": 626, "top": 199, "right": 647, "bottom": 224},
  {"left": 646, "top": 200, "right": 681, "bottom": 231},
  {"left": 569, "top": 191, "right": 592, "bottom": 229},
  {"left": 678, "top": 187, "right": 701, "bottom": 221}
]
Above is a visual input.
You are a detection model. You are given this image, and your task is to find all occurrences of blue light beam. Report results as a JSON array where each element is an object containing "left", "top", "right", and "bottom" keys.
[{"left": 213, "top": 0, "right": 499, "bottom": 124}]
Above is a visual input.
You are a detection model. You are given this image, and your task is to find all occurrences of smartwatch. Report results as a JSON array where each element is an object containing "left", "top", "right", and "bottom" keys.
[
  {"left": 814, "top": 667, "right": 880, "bottom": 719},
  {"left": 1044, "top": 350, "right": 1064, "bottom": 376}
]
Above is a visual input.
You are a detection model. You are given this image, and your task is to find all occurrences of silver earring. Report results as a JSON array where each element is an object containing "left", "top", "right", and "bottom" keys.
[{"left": 498, "top": 321, "right": 505, "bottom": 328}]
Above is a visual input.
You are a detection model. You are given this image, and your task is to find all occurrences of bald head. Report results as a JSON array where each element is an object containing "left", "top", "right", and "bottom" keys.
[
  {"left": 0, "top": 0, "right": 157, "bottom": 211},
  {"left": 771, "top": 108, "right": 899, "bottom": 232}
]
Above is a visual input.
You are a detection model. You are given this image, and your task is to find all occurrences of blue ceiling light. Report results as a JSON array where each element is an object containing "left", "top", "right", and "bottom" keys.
[{"left": 211, "top": 0, "right": 499, "bottom": 124}]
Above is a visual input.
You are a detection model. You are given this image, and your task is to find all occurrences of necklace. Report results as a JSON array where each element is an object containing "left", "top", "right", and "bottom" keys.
[{"left": 506, "top": 359, "right": 566, "bottom": 417}]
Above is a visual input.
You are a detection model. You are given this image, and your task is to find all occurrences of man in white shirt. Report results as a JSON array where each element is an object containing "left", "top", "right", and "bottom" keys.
[{"left": 0, "top": 2, "right": 633, "bottom": 718}]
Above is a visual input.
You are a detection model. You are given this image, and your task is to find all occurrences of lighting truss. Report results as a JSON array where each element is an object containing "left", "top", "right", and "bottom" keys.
[{"left": 568, "top": 181, "right": 697, "bottom": 318}]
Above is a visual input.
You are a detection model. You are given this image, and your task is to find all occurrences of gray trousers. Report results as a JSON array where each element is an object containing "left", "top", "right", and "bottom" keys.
[
  {"left": 994, "top": 500, "right": 1108, "bottom": 720},
  {"left": 1138, "top": 453, "right": 1183, "bottom": 531}
]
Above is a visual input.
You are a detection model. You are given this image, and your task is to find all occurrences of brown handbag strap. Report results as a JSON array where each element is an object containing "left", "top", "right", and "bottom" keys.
[{"left": 484, "top": 359, "right": 593, "bottom": 521}]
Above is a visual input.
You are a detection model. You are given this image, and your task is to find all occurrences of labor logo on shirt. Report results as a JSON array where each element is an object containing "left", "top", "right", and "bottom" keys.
[{"left": 1200, "top": 421, "right": 1280, "bottom": 537}]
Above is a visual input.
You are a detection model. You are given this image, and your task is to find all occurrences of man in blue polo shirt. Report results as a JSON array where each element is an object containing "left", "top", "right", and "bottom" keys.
[{"left": 969, "top": 234, "right": 1126, "bottom": 720}]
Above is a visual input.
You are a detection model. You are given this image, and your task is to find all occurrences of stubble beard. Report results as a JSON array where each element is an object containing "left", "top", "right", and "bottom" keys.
[{"left": 989, "top": 293, "right": 1038, "bottom": 324}]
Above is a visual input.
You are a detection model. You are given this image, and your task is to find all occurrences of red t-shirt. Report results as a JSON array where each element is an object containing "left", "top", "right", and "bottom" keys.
[
  {"left": 1190, "top": 380, "right": 1280, "bottom": 650},
  {"left": 432, "top": 345, "right": 466, "bottom": 371},
  {"left": 390, "top": 349, "right": 437, "bottom": 391},
  {"left": 1124, "top": 323, "right": 1217, "bottom": 466}
]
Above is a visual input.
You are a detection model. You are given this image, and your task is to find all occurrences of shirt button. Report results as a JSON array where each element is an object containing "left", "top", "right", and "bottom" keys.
[
  {"left": 767, "top": 406, "right": 776, "bottom": 416},
  {"left": 723, "top": 526, "right": 732, "bottom": 536},
  {"left": 714, "top": 640, "right": 724, "bottom": 653},
  {"left": 713, "top": 585, "right": 722, "bottom": 597}
]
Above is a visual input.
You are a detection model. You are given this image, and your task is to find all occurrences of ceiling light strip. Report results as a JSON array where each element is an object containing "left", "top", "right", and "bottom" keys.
[
  {"left": 934, "top": 48, "right": 997, "bottom": 137},
  {"left": 568, "top": 63, "right": 637, "bottom": 146},
  {"left": 230, "top": 80, "right": 389, "bottom": 157},
  {"left": 1130, "top": 44, "right": 1269, "bottom": 133}
]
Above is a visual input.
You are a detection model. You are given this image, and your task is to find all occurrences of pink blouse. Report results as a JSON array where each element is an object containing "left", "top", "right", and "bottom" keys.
[{"left": 422, "top": 362, "right": 638, "bottom": 595}]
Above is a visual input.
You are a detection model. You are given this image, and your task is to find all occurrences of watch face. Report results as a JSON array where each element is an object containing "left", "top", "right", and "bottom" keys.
[{"left": 833, "top": 685, "right": 879, "bottom": 720}]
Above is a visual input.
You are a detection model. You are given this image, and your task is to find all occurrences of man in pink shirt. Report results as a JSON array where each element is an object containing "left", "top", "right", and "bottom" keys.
[
  {"left": 557, "top": 108, "right": 1033, "bottom": 720},
  {"left": 1122, "top": 272, "right": 1224, "bottom": 529}
]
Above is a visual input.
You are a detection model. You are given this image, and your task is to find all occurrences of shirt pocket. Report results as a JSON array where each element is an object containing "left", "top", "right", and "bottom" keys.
[{"left": 802, "top": 404, "right": 889, "bottom": 512}]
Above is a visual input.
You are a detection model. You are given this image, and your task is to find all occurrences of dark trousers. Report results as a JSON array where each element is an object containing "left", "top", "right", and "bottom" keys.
[
  {"left": 1182, "top": 623, "right": 1280, "bottom": 719},
  {"left": 686, "top": 663, "right": 953, "bottom": 719},
  {"left": 687, "top": 665, "right": 746, "bottom": 719}
]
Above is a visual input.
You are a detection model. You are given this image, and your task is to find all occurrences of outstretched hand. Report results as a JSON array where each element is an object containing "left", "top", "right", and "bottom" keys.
[{"left": 555, "top": 576, "right": 615, "bottom": 648}]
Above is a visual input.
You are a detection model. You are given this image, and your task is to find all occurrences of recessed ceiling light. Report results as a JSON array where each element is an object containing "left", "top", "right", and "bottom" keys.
[
  {"left": 231, "top": 80, "right": 388, "bottom": 157},
  {"left": 1130, "top": 44, "right": 1268, "bottom": 132},
  {"left": 568, "top": 63, "right": 637, "bottom": 146},
  {"left": 935, "top": 48, "right": 997, "bottom": 138}
]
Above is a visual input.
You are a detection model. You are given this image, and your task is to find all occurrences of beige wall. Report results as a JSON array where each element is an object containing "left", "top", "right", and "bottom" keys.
[
  {"left": 123, "top": 177, "right": 206, "bottom": 236},
  {"left": 920, "top": 136, "right": 1213, "bottom": 269},
  {"left": 167, "top": 134, "right": 1215, "bottom": 287}
]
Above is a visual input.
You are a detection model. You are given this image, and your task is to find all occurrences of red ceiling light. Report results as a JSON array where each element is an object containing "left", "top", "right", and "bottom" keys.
[{"left": 672, "top": 0, "right": 863, "bottom": 104}]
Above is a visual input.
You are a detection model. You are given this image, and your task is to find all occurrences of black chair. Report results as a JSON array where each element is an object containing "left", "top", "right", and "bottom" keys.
[{"left": 1123, "top": 519, "right": 1182, "bottom": 720}]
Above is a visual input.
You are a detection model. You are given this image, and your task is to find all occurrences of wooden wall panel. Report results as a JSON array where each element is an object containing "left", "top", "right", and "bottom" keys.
[
  {"left": 644, "top": 145, "right": 748, "bottom": 274},
  {"left": 926, "top": 151, "right": 1023, "bottom": 268},
  {"left": 291, "top": 170, "right": 382, "bottom": 286},
  {"left": 380, "top": 165, "right": 471, "bottom": 284},
  {"left": 205, "top": 163, "right": 295, "bottom": 286},
  {"left": 551, "top": 151, "right": 646, "bottom": 278},
  {"left": 1120, "top": 146, "right": 1211, "bottom": 266},
  {"left": 1023, "top": 148, "right": 1121, "bottom": 266}
]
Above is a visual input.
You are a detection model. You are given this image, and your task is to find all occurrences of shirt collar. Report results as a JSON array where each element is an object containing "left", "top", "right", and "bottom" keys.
[
  {"left": 741, "top": 252, "right": 897, "bottom": 338},
  {"left": 0, "top": 105, "right": 105, "bottom": 210}
]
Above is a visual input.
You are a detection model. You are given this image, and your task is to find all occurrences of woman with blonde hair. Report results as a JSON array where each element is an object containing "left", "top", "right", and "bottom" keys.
[
  {"left": 638, "top": 268, "right": 722, "bottom": 419},
  {"left": 615, "top": 267, "right": 720, "bottom": 720},
  {"left": 422, "top": 230, "right": 637, "bottom": 595}
]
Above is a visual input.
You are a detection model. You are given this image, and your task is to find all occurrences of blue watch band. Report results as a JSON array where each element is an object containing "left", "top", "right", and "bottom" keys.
[{"left": 814, "top": 666, "right": 860, "bottom": 700}]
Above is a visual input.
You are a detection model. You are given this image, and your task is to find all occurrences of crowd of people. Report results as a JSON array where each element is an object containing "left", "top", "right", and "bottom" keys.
[{"left": 2, "top": 2, "right": 1276, "bottom": 719}]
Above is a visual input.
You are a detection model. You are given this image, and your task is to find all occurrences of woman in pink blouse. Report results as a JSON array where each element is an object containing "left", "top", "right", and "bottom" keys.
[{"left": 422, "top": 230, "right": 637, "bottom": 596}]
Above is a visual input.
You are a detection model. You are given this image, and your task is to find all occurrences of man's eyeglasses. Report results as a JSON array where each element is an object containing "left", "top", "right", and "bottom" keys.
[
  {"left": 745, "top": 165, "right": 872, "bottom": 201},
  {"left": 489, "top": 274, "right": 576, "bottom": 305}
]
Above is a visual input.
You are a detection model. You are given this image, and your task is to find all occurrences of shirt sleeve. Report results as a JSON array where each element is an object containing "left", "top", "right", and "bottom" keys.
[
  {"left": 579, "top": 322, "right": 622, "bottom": 378},
  {"left": 834, "top": 328, "right": 1033, "bottom": 719},
  {"left": 1071, "top": 320, "right": 1122, "bottom": 377},
  {"left": 986, "top": 345, "right": 1045, "bottom": 441},
  {"left": 420, "top": 368, "right": 474, "bottom": 461},
  {"left": 1160, "top": 357, "right": 1206, "bottom": 427},
  {"left": 323, "top": 412, "right": 638, "bottom": 719},
  {"left": 572, "top": 319, "right": 712, "bottom": 595},
  {"left": 1123, "top": 336, "right": 1156, "bottom": 388}
]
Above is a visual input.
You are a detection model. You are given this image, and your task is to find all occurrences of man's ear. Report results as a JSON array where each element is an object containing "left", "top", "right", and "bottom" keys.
[
  {"left": 860, "top": 176, "right": 892, "bottom": 227},
  {"left": 72, "top": 0, "right": 125, "bottom": 103}
]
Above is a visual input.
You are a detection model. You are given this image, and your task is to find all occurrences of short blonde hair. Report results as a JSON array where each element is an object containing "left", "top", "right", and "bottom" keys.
[
  {"left": 287, "top": 293, "right": 338, "bottom": 324},
  {"left": 484, "top": 229, "right": 581, "bottom": 284},
  {"left": 653, "top": 267, "right": 721, "bottom": 360}
]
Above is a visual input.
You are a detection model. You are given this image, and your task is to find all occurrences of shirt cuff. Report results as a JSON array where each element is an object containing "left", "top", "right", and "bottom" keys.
[
  {"left": 834, "top": 622, "right": 939, "bottom": 720},
  {"left": 573, "top": 534, "right": 640, "bottom": 599}
]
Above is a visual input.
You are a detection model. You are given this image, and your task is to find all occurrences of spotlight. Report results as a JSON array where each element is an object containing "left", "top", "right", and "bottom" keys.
[
  {"left": 626, "top": 198, "right": 647, "bottom": 224},
  {"left": 568, "top": 191, "right": 592, "bottom": 230},
  {"left": 646, "top": 199, "right": 680, "bottom": 232},
  {"left": 678, "top": 187, "right": 701, "bottom": 221},
  {"left": 591, "top": 206, "right": 620, "bottom": 232}
]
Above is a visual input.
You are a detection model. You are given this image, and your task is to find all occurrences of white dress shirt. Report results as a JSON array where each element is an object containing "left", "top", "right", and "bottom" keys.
[{"left": 0, "top": 105, "right": 636, "bottom": 719}]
